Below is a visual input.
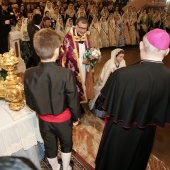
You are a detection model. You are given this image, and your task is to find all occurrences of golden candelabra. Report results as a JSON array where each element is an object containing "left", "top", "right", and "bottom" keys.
[{"left": 0, "top": 48, "right": 25, "bottom": 111}]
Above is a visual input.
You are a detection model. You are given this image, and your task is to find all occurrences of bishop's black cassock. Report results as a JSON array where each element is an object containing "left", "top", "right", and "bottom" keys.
[{"left": 95, "top": 61, "right": 170, "bottom": 170}]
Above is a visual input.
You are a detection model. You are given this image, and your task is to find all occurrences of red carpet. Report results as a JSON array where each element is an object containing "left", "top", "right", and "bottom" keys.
[{"left": 71, "top": 149, "right": 94, "bottom": 170}]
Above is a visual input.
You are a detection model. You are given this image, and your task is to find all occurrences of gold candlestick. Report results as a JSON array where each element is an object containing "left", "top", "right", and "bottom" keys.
[{"left": 0, "top": 48, "right": 25, "bottom": 111}]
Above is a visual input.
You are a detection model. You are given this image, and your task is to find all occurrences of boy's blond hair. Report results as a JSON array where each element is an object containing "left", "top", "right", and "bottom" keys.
[{"left": 33, "top": 28, "right": 61, "bottom": 59}]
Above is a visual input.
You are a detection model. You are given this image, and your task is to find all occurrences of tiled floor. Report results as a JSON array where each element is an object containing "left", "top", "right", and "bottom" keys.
[{"left": 73, "top": 45, "right": 170, "bottom": 169}]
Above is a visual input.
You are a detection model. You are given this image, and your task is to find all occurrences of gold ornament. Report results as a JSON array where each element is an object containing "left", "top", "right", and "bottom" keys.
[{"left": 0, "top": 48, "right": 25, "bottom": 111}]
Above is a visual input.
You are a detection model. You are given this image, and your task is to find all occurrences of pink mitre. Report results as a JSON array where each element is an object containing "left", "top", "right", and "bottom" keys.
[{"left": 146, "top": 28, "right": 170, "bottom": 50}]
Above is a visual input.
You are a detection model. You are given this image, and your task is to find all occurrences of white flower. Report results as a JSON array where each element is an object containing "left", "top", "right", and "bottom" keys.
[
  {"left": 92, "top": 50, "right": 98, "bottom": 57},
  {"left": 98, "top": 51, "right": 101, "bottom": 55}
]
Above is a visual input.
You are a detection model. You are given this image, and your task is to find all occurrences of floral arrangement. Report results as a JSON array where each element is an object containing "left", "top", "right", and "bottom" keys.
[{"left": 83, "top": 48, "right": 102, "bottom": 68}]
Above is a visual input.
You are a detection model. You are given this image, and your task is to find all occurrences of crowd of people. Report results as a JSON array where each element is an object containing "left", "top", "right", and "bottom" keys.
[
  {"left": 1, "top": 0, "right": 170, "bottom": 64},
  {"left": 1, "top": 0, "right": 170, "bottom": 170}
]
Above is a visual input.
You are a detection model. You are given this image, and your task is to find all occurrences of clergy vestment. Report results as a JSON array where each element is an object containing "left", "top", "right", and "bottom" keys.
[
  {"left": 95, "top": 61, "right": 170, "bottom": 170},
  {"left": 58, "top": 27, "right": 91, "bottom": 103}
]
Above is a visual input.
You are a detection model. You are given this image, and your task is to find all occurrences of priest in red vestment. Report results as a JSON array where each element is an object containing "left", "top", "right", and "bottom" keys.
[{"left": 58, "top": 16, "right": 94, "bottom": 104}]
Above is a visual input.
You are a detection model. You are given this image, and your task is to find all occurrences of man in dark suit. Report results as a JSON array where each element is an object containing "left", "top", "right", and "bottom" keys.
[
  {"left": 0, "top": 0, "right": 14, "bottom": 54},
  {"left": 24, "top": 28, "right": 81, "bottom": 170},
  {"left": 27, "top": 9, "right": 41, "bottom": 38},
  {"left": 27, "top": 14, "right": 42, "bottom": 68},
  {"left": 95, "top": 29, "right": 170, "bottom": 170}
]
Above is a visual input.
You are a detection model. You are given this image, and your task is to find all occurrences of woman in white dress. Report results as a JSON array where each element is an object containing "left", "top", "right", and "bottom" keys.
[
  {"left": 122, "top": 12, "right": 131, "bottom": 45},
  {"left": 64, "top": 3, "right": 76, "bottom": 25},
  {"left": 53, "top": 6, "right": 61, "bottom": 22},
  {"left": 65, "top": 18, "right": 73, "bottom": 35},
  {"left": 89, "top": 48, "right": 126, "bottom": 118},
  {"left": 89, "top": 16, "right": 101, "bottom": 48},
  {"left": 20, "top": 18, "right": 31, "bottom": 65},
  {"left": 14, "top": 18, "right": 22, "bottom": 31},
  {"left": 151, "top": 10, "right": 161, "bottom": 29},
  {"left": 147, "top": 8, "right": 154, "bottom": 30},
  {"left": 44, "top": 1, "right": 54, "bottom": 18},
  {"left": 100, "top": 6, "right": 109, "bottom": 19},
  {"left": 55, "top": 17, "right": 65, "bottom": 41},
  {"left": 160, "top": 8, "right": 167, "bottom": 29},
  {"left": 137, "top": 9, "right": 148, "bottom": 41},
  {"left": 129, "top": 12, "right": 139, "bottom": 45},
  {"left": 50, "top": 6, "right": 61, "bottom": 30},
  {"left": 107, "top": 13, "right": 116, "bottom": 47},
  {"left": 113, "top": 6, "right": 122, "bottom": 19},
  {"left": 88, "top": 4, "right": 98, "bottom": 24},
  {"left": 99, "top": 15, "right": 109, "bottom": 48},
  {"left": 77, "top": 5, "right": 86, "bottom": 18},
  {"left": 125, "top": 6, "right": 133, "bottom": 20},
  {"left": 115, "top": 14, "right": 125, "bottom": 47}
]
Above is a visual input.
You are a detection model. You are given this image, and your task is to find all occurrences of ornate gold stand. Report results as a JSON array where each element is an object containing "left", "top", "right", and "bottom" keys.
[{"left": 0, "top": 48, "right": 25, "bottom": 111}]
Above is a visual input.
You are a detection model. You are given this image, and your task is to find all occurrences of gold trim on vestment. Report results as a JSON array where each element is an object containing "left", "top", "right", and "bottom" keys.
[{"left": 71, "top": 33, "right": 89, "bottom": 103}]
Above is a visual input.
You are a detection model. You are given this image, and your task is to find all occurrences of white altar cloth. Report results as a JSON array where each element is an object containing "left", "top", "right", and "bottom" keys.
[{"left": 0, "top": 100, "right": 43, "bottom": 157}]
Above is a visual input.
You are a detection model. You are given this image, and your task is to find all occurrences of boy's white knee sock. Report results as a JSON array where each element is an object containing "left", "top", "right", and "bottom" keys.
[
  {"left": 61, "top": 152, "right": 72, "bottom": 170},
  {"left": 47, "top": 157, "right": 60, "bottom": 170}
]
